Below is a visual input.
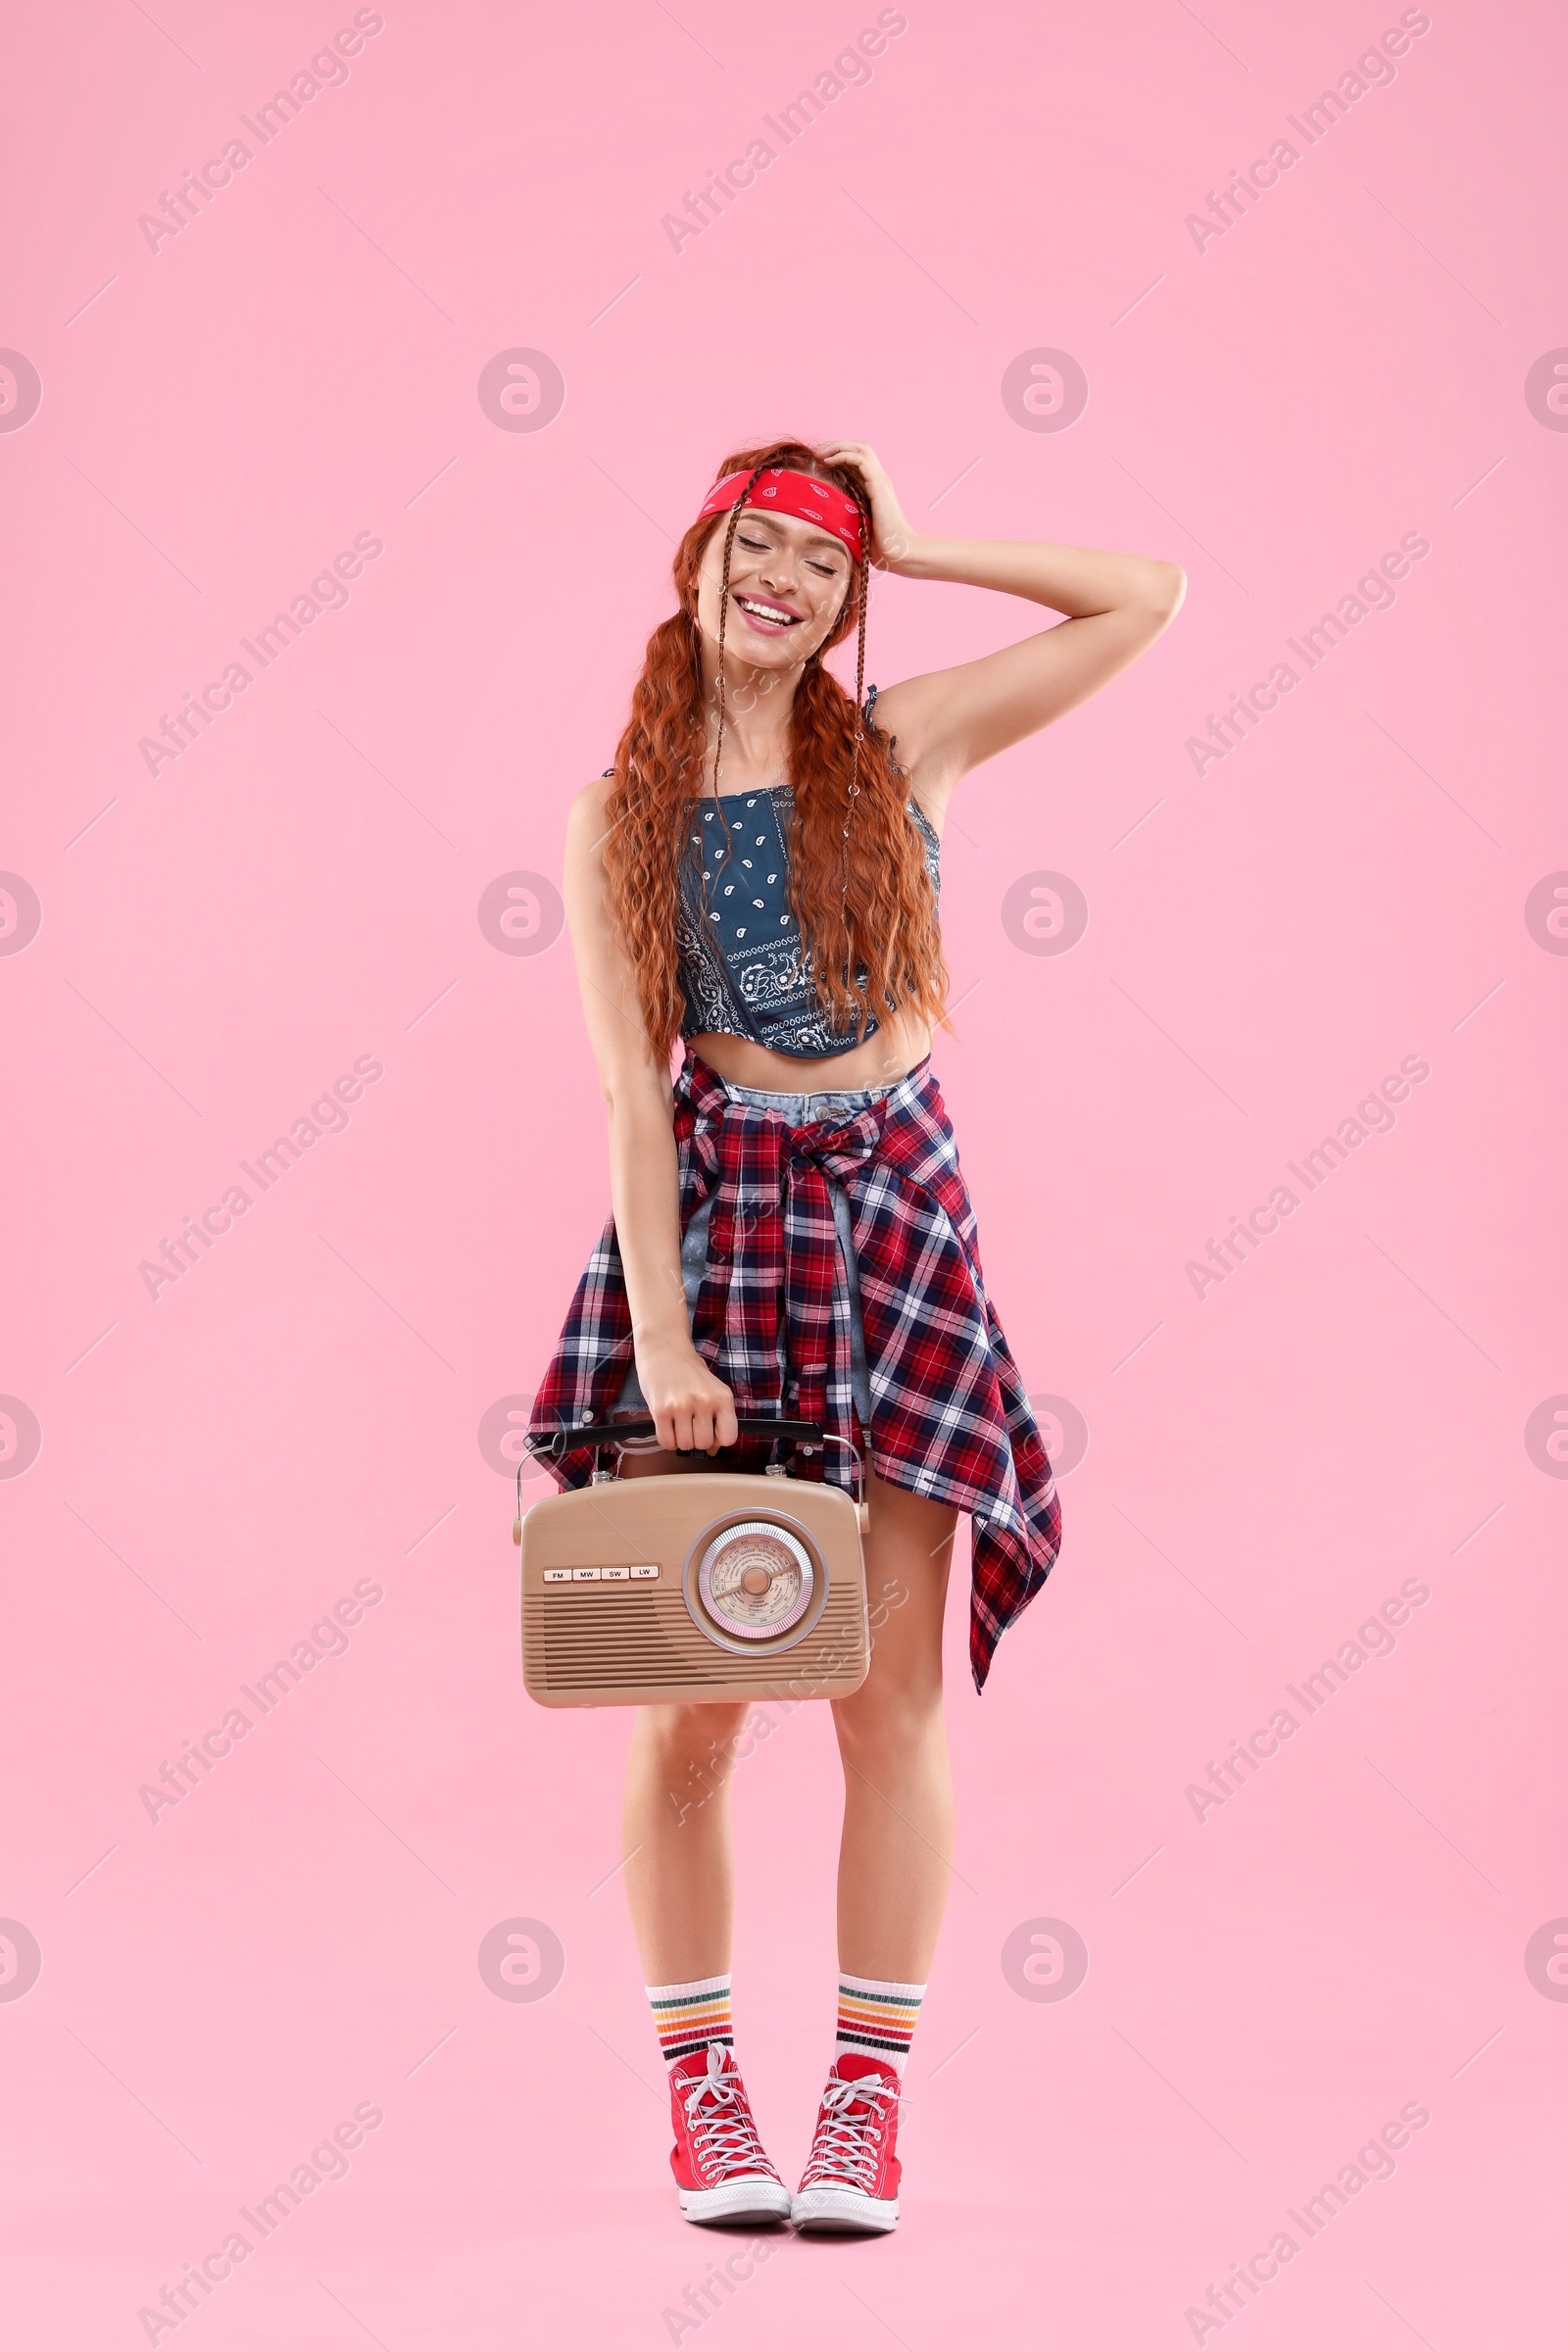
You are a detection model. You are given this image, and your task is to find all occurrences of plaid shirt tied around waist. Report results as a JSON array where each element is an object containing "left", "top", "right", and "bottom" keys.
[{"left": 526, "top": 1053, "right": 1061, "bottom": 1690}]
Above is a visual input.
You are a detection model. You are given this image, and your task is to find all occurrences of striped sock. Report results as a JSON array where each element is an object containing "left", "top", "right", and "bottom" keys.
[
  {"left": 646, "top": 1973, "right": 733, "bottom": 2070},
  {"left": 835, "top": 1972, "right": 925, "bottom": 2076}
]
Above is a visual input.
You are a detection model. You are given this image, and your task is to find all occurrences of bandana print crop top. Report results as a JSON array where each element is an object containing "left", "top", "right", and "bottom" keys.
[{"left": 672, "top": 688, "right": 942, "bottom": 1059}]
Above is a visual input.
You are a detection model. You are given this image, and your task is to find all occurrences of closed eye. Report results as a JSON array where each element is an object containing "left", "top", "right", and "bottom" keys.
[{"left": 737, "top": 532, "right": 842, "bottom": 579}]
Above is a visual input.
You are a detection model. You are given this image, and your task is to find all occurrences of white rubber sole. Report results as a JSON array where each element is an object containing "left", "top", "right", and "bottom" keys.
[
  {"left": 680, "top": 2177, "right": 793, "bottom": 2227},
  {"left": 791, "top": 2182, "right": 900, "bottom": 2234}
]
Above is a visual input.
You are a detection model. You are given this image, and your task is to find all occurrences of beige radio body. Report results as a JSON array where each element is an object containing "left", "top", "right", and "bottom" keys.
[{"left": 519, "top": 1468, "right": 870, "bottom": 1708}]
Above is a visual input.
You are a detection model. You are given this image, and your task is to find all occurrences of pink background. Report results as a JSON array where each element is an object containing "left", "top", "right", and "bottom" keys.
[{"left": 3, "top": 1, "right": 1565, "bottom": 2344}]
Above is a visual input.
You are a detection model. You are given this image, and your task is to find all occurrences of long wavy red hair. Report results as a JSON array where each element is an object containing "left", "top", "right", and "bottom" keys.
[{"left": 601, "top": 439, "right": 949, "bottom": 1056}]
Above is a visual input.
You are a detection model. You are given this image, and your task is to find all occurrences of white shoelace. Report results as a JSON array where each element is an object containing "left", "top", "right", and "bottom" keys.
[
  {"left": 801, "top": 2071, "right": 898, "bottom": 2191},
  {"left": 682, "top": 2052, "right": 778, "bottom": 2183}
]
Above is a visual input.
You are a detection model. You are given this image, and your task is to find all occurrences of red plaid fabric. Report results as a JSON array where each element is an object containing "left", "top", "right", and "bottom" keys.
[{"left": 525, "top": 1053, "right": 1061, "bottom": 1691}]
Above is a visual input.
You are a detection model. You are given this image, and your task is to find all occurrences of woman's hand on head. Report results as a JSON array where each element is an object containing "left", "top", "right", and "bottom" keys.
[
  {"left": 814, "top": 441, "right": 918, "bottom": 574},
  {"left": 634, "top": 1335, "right": 740, "bottom": 1454}
]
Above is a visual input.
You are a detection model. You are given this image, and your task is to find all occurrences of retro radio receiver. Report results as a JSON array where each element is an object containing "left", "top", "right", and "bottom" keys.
[{"left": 514, "top": 1416, "right": 870, "bottom": 1708}]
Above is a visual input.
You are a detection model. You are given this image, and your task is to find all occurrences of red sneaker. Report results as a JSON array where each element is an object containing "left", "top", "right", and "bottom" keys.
[
  {"left": 792, "top": 2053, "right": 903, "bottom": 2233},
  {"left": 667, "top": 2042, "right": 791, "bottom": 2227}
]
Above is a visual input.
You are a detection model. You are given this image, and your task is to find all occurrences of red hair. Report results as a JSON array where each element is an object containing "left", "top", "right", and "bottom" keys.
[{"left": 601, "top": 439, "right": 949, "bottom": 1056}]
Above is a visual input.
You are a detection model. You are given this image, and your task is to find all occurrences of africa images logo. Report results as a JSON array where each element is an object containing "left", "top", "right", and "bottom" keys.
[
  {"left": 1184, "top": 1054, "right": 1431, "bottom": 1300},
  {"left": 136, "top": 533, "right": 385, "bottom": 778},
  {"left": 661, "top": 12, "right": 909, "bottom": 254},
  {"left": 136, "top": 1055, "right": 385, "bottom": 1300},
  {"left": 476, "top": 351, "right": 565, "bottom": 433},
  {"left": 1183, "top": 13, "right": 1433, "bottom": 259},
  {"left": 1184, "top": 533, "right": 1432, "bottom": 778},
  {"left": 0, "top": 1920, "right": 43, "bottom": 2002},
  {"left": 0, "top": 349, "right": 43, "bottom": 432},
  {"left": 135, "top": 12, "right": 388, "bottom": 256}
]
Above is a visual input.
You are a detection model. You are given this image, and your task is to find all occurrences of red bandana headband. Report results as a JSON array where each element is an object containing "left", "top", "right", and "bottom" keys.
[{"left": 697, "top": 466, "right": 864, "bottom": 564}]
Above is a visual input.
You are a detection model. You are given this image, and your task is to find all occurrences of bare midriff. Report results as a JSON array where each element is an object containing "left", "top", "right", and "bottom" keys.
[{"left": 687, "top": 1006, "right": 934, "bottom": 1095}]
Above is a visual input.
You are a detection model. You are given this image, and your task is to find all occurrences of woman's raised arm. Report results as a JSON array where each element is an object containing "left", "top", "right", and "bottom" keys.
[{"left": 816, "top": 439, "right": 1186, "bottom": 817}]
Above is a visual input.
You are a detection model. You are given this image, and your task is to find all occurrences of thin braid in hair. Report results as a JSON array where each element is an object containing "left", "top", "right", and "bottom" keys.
[
  {"left": 840, "top": 483, "right": 874, "bottom": 896},
  {"left": 710, "top": 460, "right": 874, "bottom": 901},
  {"left": 706, "top": 461, "right": 771, "bottom": 909}
]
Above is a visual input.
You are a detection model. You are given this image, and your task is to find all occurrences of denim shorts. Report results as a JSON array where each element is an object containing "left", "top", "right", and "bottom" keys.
[{"left": 612, "top": 1071, "right": 902, "bottom": 1427}]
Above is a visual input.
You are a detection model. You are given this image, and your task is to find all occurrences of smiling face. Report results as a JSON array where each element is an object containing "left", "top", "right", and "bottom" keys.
[{"left": 693, "top": 503, "right": 857, "bottom": 679}]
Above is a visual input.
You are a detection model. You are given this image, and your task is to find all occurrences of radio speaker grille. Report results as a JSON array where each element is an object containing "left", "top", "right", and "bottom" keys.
[{"left": 524, "top": 1585, "right": 866, "bottom": 1698}]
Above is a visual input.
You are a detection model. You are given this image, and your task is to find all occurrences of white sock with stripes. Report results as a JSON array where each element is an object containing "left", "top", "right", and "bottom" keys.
[
  {"left": 646, "top": 1973, "right": 733, "bottom": 2071},
  {"left": 835, "top": 1971, "right": 925, "bottom": 2077}
]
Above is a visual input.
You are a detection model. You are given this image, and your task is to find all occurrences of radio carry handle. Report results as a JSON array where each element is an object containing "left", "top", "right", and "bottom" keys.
[{"left": 513, "top": 1415, "right": 865, "bottom": 1543}]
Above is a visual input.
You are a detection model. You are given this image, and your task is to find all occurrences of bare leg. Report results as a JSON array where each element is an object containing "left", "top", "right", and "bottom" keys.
[
  {"left": 614, "top": 1443, "right": 768, "bottom": 1984},
  {"left": 615, "top": 1446, "right": 959, "bottom": 1985},
  {"left": 831, "top": 1466, "right": 959, "bottom": 1982},
  {"left": 621, "top": 1698, "right": 750, "bottom": 1984}
]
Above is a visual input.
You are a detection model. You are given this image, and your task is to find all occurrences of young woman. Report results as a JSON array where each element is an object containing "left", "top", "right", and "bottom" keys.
[{"left": 527, "top": 439, "right": 1184, "bottom": 2233}]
